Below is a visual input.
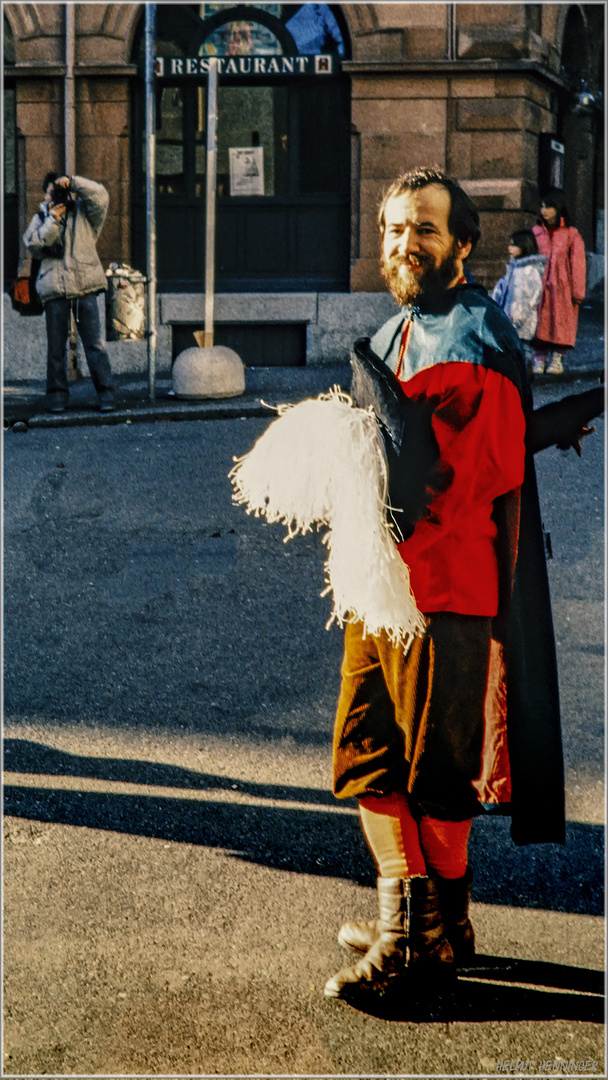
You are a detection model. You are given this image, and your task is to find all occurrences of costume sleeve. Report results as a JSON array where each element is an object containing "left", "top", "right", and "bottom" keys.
[
  {"left": 443, "top": 364, "right": 523, "bottom": 493},
  {"left": 569, "top": 228, "right": 586, "bottom": 303},
  {"left": 405, "top": 361, "right": 526, "bottom": 515},
  {"left": 396, "top": 361, "right": 526, "bottom": 615}
]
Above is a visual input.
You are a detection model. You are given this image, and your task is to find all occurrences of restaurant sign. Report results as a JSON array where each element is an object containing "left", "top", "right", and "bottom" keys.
[{"left": 155, "top": 54, "right": 337, "bottom": 78}]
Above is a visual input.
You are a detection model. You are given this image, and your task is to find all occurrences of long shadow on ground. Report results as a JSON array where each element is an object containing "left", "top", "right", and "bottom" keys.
[
  {"left": 333, "top": 955, "right": 603, "bottom": 1023},
  {"left": 3, "top": 738, "right": 338, "bottom": 805},
  {"left": 4, "top": 739, "right": 604, "bottom": 915}
]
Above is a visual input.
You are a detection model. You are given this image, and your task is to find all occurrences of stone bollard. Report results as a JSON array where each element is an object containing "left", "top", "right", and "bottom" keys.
[{"left": 172, "top": 346, "right": 245, "bottom": 400}]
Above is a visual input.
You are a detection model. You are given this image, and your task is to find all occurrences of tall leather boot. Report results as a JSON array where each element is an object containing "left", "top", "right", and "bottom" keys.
[
  {"left": 324, "top": 876, "right": 453, "bottom": 999},
  {"left": 338, "top": 867, "right": 475, "bottom": 965},
  {"left": 436, "top": 866, "right": 475, "bottom": 963}
]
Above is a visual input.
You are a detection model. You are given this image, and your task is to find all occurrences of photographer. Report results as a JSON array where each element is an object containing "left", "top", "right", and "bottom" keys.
[{"left": 23, "top": 173, "right": 115, "bottom": 413}]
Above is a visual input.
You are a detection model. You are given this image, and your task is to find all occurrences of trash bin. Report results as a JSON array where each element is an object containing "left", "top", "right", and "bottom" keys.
[{"left": 105, "top": 263, "right": 147, "bottom": 341}]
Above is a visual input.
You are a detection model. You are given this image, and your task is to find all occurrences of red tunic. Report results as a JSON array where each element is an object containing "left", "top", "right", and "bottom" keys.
[{"left": 396, "top": 359, "right": 526, "bottom": 616}]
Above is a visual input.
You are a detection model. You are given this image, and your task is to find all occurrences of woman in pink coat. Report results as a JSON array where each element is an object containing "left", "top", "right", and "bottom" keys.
[{"left": 532, "top": 190, "right": 586, "bottom": 375}]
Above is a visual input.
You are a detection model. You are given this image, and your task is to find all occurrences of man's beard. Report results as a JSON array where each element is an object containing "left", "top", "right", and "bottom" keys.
[{"left": 381, "top": 243, "right": 460, "bottom": 305}]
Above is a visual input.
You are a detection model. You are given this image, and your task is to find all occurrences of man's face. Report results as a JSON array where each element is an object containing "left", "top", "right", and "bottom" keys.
[
  {"left": 44, "top": 183, "right": 54, "bottom": 204},
  {"left": 381, "top": 184, "right": 471, "bottom": 305}
]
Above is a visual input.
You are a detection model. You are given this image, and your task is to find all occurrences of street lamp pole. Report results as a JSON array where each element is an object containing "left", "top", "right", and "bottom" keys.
[{"left": 145, "top": 3, "right": 157, "bottom": 401}]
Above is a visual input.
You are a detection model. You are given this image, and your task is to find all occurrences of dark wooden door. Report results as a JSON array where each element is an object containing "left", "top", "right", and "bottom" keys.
[{"left": 132, "top": 74, "right": 350, "bottom": 291}]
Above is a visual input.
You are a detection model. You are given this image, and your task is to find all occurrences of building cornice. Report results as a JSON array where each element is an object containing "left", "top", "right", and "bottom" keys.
[
  {"left": 6, "top": 57, "right": 566, "bottom": 91},
  {"left": 343, "top": 58, "right": 566, "bottom": 90},
  {"left": 6, "top": 63, "right": 139, "bottom": 78}
]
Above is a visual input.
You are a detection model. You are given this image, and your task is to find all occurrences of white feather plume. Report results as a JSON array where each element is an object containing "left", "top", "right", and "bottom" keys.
[{"left": 229, "top": 389, "right": 426, "bottom": 650}]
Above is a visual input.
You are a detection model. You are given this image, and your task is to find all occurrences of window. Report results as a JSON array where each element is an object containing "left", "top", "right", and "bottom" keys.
[
  {"left": 156, "top": 86, "right": 185, "bottom": 195},
  {"left": 215, "top": 85, "right": 288, "bottom": 198},
  {"left": 146, "top": 4, "right": 348, "bottom": 60},
  {"left": 201, "top": 18, "right": 284, "bottom": 56}
]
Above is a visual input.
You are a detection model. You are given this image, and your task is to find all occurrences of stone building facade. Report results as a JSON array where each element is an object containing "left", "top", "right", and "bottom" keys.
[{"left": 3, "top": 3, "right": 604, "bottom": 374}]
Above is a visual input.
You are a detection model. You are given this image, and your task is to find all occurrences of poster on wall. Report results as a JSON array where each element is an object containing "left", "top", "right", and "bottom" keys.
[{"left": 229, "top": 147, "right": 265, "bottom": 196}]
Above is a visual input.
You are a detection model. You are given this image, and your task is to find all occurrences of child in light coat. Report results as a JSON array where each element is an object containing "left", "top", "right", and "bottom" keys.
[{"left": 492, "top": 229, "right": 547, "bottom": 373}]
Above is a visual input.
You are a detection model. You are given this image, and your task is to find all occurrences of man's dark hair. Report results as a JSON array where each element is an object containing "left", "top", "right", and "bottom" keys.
[
  {"left": 42, "top": 171, "right": 60, "bottom": 192},
  {"left": 509, "top": 228, "right": 539, "bottom": 258},
  {"left": 378, "top": 167, "right": 481, "bottom": 255},
  {"left": 540, "top": 188, "right": 572, "bottom": 227}
]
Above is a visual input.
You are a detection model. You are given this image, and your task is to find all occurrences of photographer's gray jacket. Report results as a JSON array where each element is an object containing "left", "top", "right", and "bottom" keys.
[{"left": 23, "top": 176, "right": 109, "bottom": 304}]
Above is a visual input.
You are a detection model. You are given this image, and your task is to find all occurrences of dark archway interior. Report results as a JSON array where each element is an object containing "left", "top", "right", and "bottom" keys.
[{"left": 560, "top": 5, "right": 589, "bottom": 87}]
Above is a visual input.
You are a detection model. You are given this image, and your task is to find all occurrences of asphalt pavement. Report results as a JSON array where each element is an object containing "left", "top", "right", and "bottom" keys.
[{"left": 2, "top": 318, "right": 605, "bottom": 1075}]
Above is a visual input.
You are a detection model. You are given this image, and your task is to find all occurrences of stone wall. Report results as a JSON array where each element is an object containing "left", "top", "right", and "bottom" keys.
[
  {"left": 5, "top": 2, "right": 604, "bottom": 305},
  {"left": 15, "top": 77, "right": 64, "bottom": 268},
  {"left": 75, "top": 78, "right": 131, "bottom": 267},
  {"left": 2, "top": 291, "right": 397, "bottom": 378},
  {"left": 14, "top": 75, "right": 130, "bottom": 271},
  {"left": 343, "top": 2, "right": 603, "bottom": 292},
  {"left": 350, "top": 74, "right": 448, "bottom": 292},
  {"left": 447, "top": 72, "right": 555, "bottom": 287},
  {"left": 5, "top": 2, "right": 139, "bottom": 273},
  {"left": 347, "top": 63, "right": 557, "bottom": 292}
]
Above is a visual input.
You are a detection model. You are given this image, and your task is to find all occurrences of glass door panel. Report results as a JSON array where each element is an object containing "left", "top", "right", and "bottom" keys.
[
  {"left": 156, "top": 86, "right": 185, "bottom": 195},
  {"left": 194, "top": 84, "right": 207, "bottom": 198},
  {"left": 133, "top": 74, "right": 350, "bottom": 290},
  {"left": 297, "top": 80, "right": 349, "bottom": 194},
  {"left": 216, "top": 85, "right": 288, "bottom": 198},
  {"left": 200, "top": 18, "right": 283, "bottom": 56}
]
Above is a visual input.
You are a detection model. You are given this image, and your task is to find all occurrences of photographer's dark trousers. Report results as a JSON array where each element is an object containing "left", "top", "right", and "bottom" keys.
[{"left": 45, "top": 293, "right": 114, "bottom": 398}]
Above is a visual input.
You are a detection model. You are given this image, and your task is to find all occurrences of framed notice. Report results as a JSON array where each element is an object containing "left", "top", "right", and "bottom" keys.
[{"left": 229, "top": 147, "right": 264, "bottom": 196}]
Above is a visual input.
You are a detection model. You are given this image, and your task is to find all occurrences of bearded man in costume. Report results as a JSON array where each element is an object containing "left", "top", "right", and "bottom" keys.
[
  {"left": 323, "top": 168, "right": 568, "bottom": 1001},
  {"left": 231, "top": 165, "right": 602, "bottom": 1005}
]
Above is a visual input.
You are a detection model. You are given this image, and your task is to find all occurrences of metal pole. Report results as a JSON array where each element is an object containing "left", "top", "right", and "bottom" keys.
[
  {"left": 448, "top": 3, "right": 457, "bottom": 61},
  {"left": 145, "top": 3, "right": 157, "bottom": 401},
  {"left": 203, "top": 58, "right": 218, "bottom": 348},
  {"left": 65, "top": 3, "right": 78, "bottom": 382},
  {"left": 64, "top": 4, "right": 75, "bottom": 174}
]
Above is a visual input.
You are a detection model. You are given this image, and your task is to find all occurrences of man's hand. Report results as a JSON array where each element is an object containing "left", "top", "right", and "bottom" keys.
[
  {"left": 49, "top": 176, "right": 70, "bottom": 220},
  {"left": 558, "top": 424, "right": 596, "bottom": 457}
]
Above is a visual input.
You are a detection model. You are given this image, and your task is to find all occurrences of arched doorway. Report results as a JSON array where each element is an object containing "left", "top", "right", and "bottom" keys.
[{"left": 131, "top": 4, "right": 352, "bottom": 292}]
